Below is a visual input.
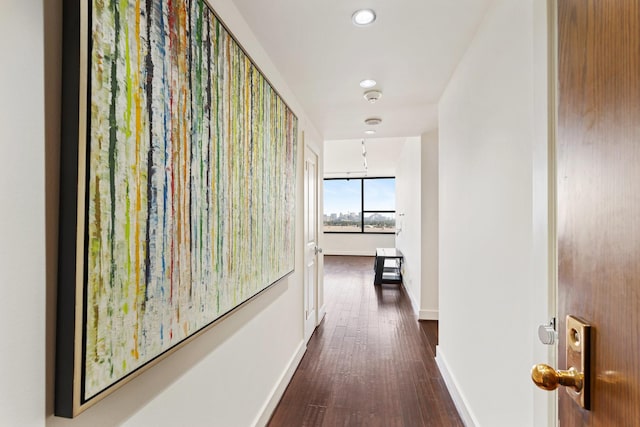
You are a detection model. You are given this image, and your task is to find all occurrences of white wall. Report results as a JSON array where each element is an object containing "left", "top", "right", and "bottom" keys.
[
  {"left": 0, "top": 0, "right": 323, "bottom": 426},
  {"left": 437, "top": 0, "right": 543, "bottom": 425},
  {"left": 0, "top": 2, "right": 47, "bottom": 426},
  {"left": 420, "top": 130, "right": 439, "bottom": 321},
  {"left": 395, "top": 133, "right": 439, "bottom": 320},
  {"left": 395, "top": 137, "right": 422, "bottom": 312},
  {"left": 323, "top": 233, "right": 394, "bottom": 256}
]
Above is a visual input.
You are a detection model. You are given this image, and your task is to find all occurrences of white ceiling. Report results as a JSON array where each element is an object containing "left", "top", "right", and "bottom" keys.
[
  {"left": 324, "top": 137, "right": 410, "bottom": 177},
  {"left": 231, "top": 0, "right": 492, "bottom": 140}
]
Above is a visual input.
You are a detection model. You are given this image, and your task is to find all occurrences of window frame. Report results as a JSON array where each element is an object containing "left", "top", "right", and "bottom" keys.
[{"left": 323, "top": 176, "right": 396, "bottom": 234}]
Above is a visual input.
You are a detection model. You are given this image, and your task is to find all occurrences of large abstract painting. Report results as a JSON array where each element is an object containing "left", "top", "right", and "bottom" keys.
[{"left": 56, "top": 0, "right": 298, "bottom": 417}]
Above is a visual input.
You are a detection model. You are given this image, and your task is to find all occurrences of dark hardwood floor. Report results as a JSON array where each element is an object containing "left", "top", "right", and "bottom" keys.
[{"left": 268, "top": 256, "right": 463, "bottom": 427}]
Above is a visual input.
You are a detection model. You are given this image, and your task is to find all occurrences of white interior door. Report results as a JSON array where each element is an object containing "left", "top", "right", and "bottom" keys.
[{"left": 303, "top": 144, "right": 319, "bottom": 342}]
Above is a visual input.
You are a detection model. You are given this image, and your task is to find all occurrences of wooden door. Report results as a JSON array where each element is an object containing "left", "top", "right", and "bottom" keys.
[
  {"left": 303, "top": 144, "right": 319, "bottom": 342},
  {"left": 557, "top": 0, "right": 640, "bottom": 424}
]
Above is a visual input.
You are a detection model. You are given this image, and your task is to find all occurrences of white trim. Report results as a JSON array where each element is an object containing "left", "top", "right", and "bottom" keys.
[
  {"left": 435, "top": 346, "right": 479, "bottom": 427},
  {"left": 419, "top": 309, "right": 439, "bottom": 320},
  {"left": 253, "top": 341, "right": 306, "bottom": 427},
  {"left": 531, "top": 1, "right": 557, "bottom": 426},
  {"left": 317, "top": 303, "right": 327, "bottom": 325}
]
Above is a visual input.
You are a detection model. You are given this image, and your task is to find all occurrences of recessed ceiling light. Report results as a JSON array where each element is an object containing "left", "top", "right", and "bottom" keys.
[
  {"left": 364, "top": 130, "right": 376, "bottom": 135},
  {"left": 364, "top": 117, "right": 382, "bottom": 126},
  {"left": 359, "top": 79, "right": 377, "bottom": 89},
  {"left": 352, "top": 9, "right": 376, "bottom": 26}
]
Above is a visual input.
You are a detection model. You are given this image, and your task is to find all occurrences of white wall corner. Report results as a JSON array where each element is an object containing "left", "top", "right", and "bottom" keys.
[
  {"left": 435, "top": 347, "right": 480, "bottom": 427},
  {"left": 418, "top": 309, "right": 439, "bottom": 320},
  {"left": 253, "top": 341, "right": 306, "bottom": 427},
  {"left": 395, "top": 137, "right": 423, "bottom": 315}
]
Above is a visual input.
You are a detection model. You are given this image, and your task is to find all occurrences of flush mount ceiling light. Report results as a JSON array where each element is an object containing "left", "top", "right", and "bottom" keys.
[
  {"left": 359, "top": 79, "right": 377, "bottom": 89},
  {"left": 352, "top": 9, "right": 376, "bottom": 26},
  {"left": 364, "top": 117, "right": 382, "bottom": 126},
  {"left": 364, "top": 90, "right": 383, "bottom": 103},
  {"left": 364, "top": 130, "right": 376, "bottom": 135}
]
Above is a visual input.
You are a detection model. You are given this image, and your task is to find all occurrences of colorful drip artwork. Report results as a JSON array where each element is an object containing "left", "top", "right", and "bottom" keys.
[{"left": 83, "top": 0, "right": 297, "bottom": 401}]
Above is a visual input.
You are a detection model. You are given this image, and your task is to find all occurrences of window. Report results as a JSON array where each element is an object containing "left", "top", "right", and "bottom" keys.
[{"left": 323, "top": 177, "right": 395, "bottom": 233}]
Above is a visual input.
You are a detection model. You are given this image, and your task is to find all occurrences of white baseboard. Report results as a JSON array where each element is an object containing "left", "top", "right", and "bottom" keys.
[
  {"left": 317, "top": 304, "right": 327, "bottom": 324},
  {"left": 401, "top": 283, "right": 420, "bottom": 316},
  {"left": 253, "top": 341, "right": 306, "bottom": 427},
  {"left": 435, "top": 346, "right": 479, "bottom": 427},
  {"left": 399, "top": 282, "right": 438, "bottom": 320},
  {"left": 419, "top": 309, "right": 439, "bottom": 320}
]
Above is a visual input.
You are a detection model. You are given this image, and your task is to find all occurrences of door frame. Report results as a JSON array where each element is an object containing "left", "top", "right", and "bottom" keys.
[{"left": 532, "top": 1, "right": 558, "bottom": 426}]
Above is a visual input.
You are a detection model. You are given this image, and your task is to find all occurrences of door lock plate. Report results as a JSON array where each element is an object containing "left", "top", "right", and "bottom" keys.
[
  {"left": 538, "top": 318, "right": 557, "bottom": 345},
  {"left": 566, "top": 315, "right": 591, "bottom": 409}
]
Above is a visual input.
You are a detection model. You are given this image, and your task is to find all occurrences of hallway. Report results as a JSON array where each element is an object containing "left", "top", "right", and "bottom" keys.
[{"left": 268, "top": 256, "right": 462, "bottom": 426}]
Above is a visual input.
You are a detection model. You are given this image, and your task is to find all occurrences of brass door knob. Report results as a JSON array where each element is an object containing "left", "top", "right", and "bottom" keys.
[{"left": 531, "top": 363, "right": 584, "bottom": 392}]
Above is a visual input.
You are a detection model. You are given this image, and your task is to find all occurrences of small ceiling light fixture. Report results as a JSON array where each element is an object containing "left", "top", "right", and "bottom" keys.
[
  {"left": 359, "top": 79, "right": 377, "bottom": 89},
  {"left": 364, "top": 129, "right": 376, "bottom": 135},
  {"left": 352, "top": 9, "right": 376, "bottom": 26},
  {"left": 364, "top": 117, "right": 382, "bottom": 126},
  {"left": 364, "top": 90, "right": 383, "bottom": 103}
]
